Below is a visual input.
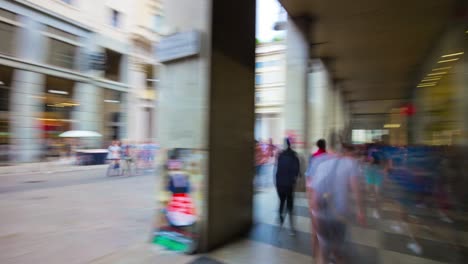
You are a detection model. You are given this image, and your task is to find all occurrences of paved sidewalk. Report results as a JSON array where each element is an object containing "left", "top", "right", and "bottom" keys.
[
  {"left": 0, "top": 160, "right": 108, "bottom": 175},
  {"left": 89, "top": 243, "right": 196, "bottom": 264}
]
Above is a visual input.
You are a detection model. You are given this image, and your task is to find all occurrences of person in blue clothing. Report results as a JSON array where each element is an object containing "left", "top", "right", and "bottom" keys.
[
  {"left": 275, "top": 138, "right": 300, "bottom": 234},
  {"left": 365, "top": 145, "right": 386, "bottom": 219}
]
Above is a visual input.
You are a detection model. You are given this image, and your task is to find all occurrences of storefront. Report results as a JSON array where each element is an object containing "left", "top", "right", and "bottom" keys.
[
  {"left": 412, "top": 23, "right": 467, "bottom": 145},
  {"left": 0, "top": 66, "right": 13, "bottom": 163},
  {"left": 101, "top": 89, "right": 125, "bottom": 143},
  {"left": 40, "top": 76, "right": 77, "bottom": 138}
]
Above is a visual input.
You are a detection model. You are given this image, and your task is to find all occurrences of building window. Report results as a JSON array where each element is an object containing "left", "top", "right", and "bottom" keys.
[
  {"left": 255, "top": 60, "right": 280, "bottom": 69},
  {"left": 0, "top": 22, "right": 16, "bottom": 56},
  {"left": 47, "top": 38, "right": 76, "bottom": 70},
  {"left": 255, "top": 74, "right": 263, "bottom": 85},
  {"left": 256, "top": 72, "right": 283, "bottom": 85},
  {"left": 111, "top": 9, "right": 120, "bottom": 28},
  {"left": 255, "top": 92, "right": 261, "bottom": 104},
  {"left": 104, "top": 49, "right": 122, "bottom": 81}
]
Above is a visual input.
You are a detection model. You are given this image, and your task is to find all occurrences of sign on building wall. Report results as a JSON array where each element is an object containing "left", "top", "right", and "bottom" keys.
[
  {"left": 89, "top": 52, "right": 107, "bottom": 70},
  {"left": 152, "top": 148, "right": 206, "bottom": 253},
  {"left": 156, "top": 31, "right": 200, "bottom": 63}
]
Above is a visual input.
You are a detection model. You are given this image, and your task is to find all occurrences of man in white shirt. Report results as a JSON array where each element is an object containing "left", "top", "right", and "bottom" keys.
[{"left": 308, "top": 144, "right": 365, "bottom": 264}]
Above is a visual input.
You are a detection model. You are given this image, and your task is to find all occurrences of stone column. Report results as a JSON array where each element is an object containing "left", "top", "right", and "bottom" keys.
[
  {"left": 159, "top": 0, "right": 255, "bottom": 252},
  {"left": 72, "top": 82, "right": 101, "bottom": 147},
  {"left": 72, "top": 34, "right": 102, "bottom": 147},
  {"left": 119, "top": 90, "right": 128, "bottom": 141},
  {"left": 9, "top": 70, "right": 45, "bottom": 162},
  {"left": 307, "top": 60, "right": 331, "bottom": 151},
  {"left": 9, "top": 15, "right": 46, "bottom": 162},
  {"left": 127, "top": 60, "right": 147, "bottom": 142},
  {"left": 284, "top": 17, "right": 310, "bottom": 156}
]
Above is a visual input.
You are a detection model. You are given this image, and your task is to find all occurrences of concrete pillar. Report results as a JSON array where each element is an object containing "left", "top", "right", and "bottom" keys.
[
  {"left": 284, "top": 17, "right": 310, "bottom": 155},
  {"left": 72, "top": 82, "right": 101, "bottom": 147},
  {"left": 159, "top": 0, "right": 255, "bottom": 252},
  {"left": 307, "top": 60, "right": 331, "bottom": 151},
  {"left": 328, "top": 85, "right": 342, "bottom": 149},
  {"left": 9, "top": 70, "right": 45, "bottom": 162},
  {"left": 71, "top": 34, "right": 103, "bottom": 146},
  {"left": 119, "top": 54, "right": 130, "bottom": 84},
  {"left": 334, "top": 87, "right": 345, "bottom": 145},
  {"left": 119, "top": 91, "right": 128, "bottom": 140},
  {"left": 72, "top": 83, "right": 100, "bottom": 131},
  {"left": 9, "top": 15, "right": 46, "bottom": 162},
  {"left": 127, "top": 61, "right": 147, "bottom": 141}
]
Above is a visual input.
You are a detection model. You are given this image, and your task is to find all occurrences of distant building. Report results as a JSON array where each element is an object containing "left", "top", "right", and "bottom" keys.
[
  {"left": 0, "top": 0, "right": 163, "bottom": 162},
  {"left": 255, "top": 42, "right": 285, "bottom": 145}
]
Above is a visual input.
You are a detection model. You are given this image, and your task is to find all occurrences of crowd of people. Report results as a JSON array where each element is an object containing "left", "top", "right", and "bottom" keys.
[
  {"left": 269, "top": 137, "right": 466, "bottom": 263},
  {"left": 106, "top": 140, "right": 159, "bottom": 175}
]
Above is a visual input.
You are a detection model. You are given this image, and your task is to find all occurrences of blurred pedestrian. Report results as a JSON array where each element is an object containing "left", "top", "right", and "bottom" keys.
[
  {"left": 120, "top": 141, "right": 134, "bottom": 176},
  {"left": 254, "top": 140, "right": 264, "bottom": 181},
  {"left": 266, "top": 138, "right": 277, "bottom": 161},
  {"left": 275, "top": 138, "right": 300, "bottom": 234},
  {"left": 107, "top": 140, "right": 121, "bottom": 172},
  {"left": 309, "top": 144, "right": 365, "bottom": 264},
  {"left": 313, "top": 139, "right": 327, "bottom": 158},
  {"left": 305, "top": 139, "right": 332, "bottom": 258},
  {"left": 306, "top": 139, "right": 330, "bottom": 185},
  {"left": 365, "top": 146, "right": 386, "bottom": 219}
]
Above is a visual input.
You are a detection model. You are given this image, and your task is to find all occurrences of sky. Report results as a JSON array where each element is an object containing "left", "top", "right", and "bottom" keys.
[{"left": 256, "top": 0, "right": 286, "bottom": 42}]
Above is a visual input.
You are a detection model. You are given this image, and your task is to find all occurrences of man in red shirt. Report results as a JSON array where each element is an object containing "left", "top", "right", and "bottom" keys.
[
  {"left": 312, "top": 139, "right": 327, "bottom": 157},
  {"left": 306, "top": 139, "right": 328, "bottom": 258}
]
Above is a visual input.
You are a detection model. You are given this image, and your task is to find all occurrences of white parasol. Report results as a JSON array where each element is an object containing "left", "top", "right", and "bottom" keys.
[{"left": 59, "top": 130, "right": 102, "bottom": 138}]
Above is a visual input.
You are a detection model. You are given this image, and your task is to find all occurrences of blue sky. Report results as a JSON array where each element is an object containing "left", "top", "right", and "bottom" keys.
[{"left": 256, "top": 0, "right": 286, "bottom": 42}]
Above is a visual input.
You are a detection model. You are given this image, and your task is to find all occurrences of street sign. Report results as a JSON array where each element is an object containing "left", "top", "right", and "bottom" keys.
[
  {"left": 89, "top": 52, "right": 106, "bottom": 70},
  {"left": 156, "top": 31, "right": 200, "bottom": 63}
]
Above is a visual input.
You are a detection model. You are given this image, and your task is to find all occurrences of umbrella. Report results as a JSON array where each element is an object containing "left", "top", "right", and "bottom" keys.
[{"left": 59, "top": 130, "right": 102, "bottom": 138}]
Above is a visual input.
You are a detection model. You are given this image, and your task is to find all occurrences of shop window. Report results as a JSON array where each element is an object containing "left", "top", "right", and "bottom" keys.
[
  {"left": 0, "top": 120, "right": 9, "bottom": 163},
  {"left": 0, "top": 66, "right": 12, "bottom": 111},
  {"left": 0, "top": 87, "right": 9, "bottom": 111},
  {"left": 111, "top": 112, "right": 120, "bottom": 123}
]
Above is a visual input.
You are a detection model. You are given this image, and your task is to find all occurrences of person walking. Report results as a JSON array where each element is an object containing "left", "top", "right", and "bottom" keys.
[
  {"left": 107, "top": 140, "right": 121, "bottom": 176},
  {"left": 266, "top": 138, "right": 277, "bottom": 160},
  {"left": 309, "top": 144, "right": 365, "bottom": 264},
  {"left": 364, "top": 146, "right": 386, "bottom": 219},
  {"left": 305, "top": 139, "right": 332, "bottom": 258},
  {"left": 275, "top": 138, "right": 300, "bottom": 234}
]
